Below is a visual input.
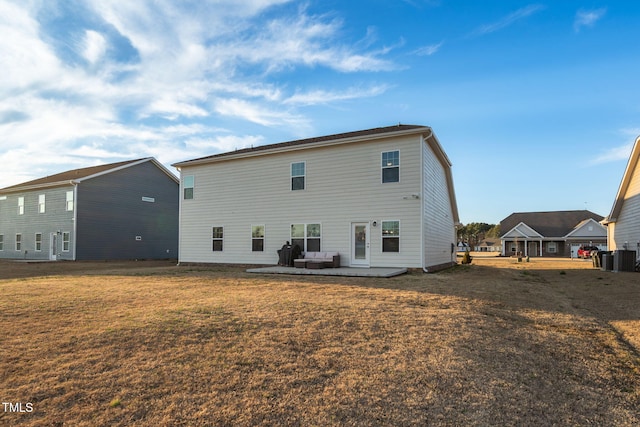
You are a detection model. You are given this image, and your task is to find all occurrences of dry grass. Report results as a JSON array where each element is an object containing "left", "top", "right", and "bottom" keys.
[{"left": 1, "top": 258, "right": 639, "bottom": 426}]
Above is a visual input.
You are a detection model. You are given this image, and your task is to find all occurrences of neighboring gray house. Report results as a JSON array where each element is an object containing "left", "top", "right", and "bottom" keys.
[
  {"left": 603, "top": 136, "right": 640, "bottom": 256},
  {"left": 0, "top": 158, "right": 179, "bottom": 261},
  {"left": 500, "top": 210, "right": 607, "bottom": 257},
  {"left": 173, "top": 125, "right": 460, "bottom": 271}
]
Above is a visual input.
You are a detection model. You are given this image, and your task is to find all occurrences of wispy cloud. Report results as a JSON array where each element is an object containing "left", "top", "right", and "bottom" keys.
[
  {"left": 574, "top": 8, "right": 607, "bottom": 32},
  {"left": 0, "top": 0, "right": 396, "bottom": 187},
  {"left": 470, "top": 4, "right": 545, "bottom": 37},
  {"left": 413, "top": 41, "right": 444, "bottom": 56},
  {"left": 589, "top": 129, "right": 639, "bottom": 165}
]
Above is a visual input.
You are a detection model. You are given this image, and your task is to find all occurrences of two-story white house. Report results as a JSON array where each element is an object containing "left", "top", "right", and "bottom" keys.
[{"left": 173, "top": 125, "right": 460, "bottom": 271}]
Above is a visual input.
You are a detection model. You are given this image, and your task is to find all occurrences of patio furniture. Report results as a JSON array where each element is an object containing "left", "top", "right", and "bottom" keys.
[
  {"left": 306, "top": 260, "right": 325, "bottom": 269},
  {"left": 293, "top": 259, "right": 307, "bottom": 268},
  {"left": 300, "top": 251, "right": 341, "bottom": 268}
]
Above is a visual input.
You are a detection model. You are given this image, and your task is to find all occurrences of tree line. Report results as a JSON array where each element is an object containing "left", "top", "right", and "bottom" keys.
[{"left": 457, "top": 222, "right": 500, "bottom": 248}]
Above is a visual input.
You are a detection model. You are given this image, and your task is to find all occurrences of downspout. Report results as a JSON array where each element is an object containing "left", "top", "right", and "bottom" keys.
[{"left": 421, "top": 129, "right": 434, "bottom": 273}]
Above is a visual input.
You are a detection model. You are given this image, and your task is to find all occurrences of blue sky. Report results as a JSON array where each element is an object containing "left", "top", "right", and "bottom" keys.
[{"left": 1, "top": 0, "right": 638, "bottom": 224}]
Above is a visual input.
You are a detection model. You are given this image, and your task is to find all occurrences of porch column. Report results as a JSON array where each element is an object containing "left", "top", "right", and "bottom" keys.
[{"left": 540, "top": 239, "right": 543, "bottom": 256}]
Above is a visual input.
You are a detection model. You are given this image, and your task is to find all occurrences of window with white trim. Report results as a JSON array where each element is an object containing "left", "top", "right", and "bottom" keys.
[
  {"left": 252, "top": 225, "right": 265, "bottom": 252},
  {"left": 291, "top": 162, "right": 305, "bottom": 190},
  {"left": 291, "top": 223, "right": 321, "bottom": 252},
  {"left": 547, "top": 242, "right": 557, "bottom": 253},
  {"left": 63, "top": 232, "right": 70, "bottom": 252},
  {"left": 35, "top": 233, "right": 42, "bottom": 251},
  {"left": 183, "top": 175, "right": 194, "bottom": 200},
  {"left": 0, "top": 234, "right": 3, "bottom": 251},
  {"left": 38, "top": 194, "right": 45, "bottom": 213},
  {"left": 382, "top": 151, "right": 400, "bottom": 183},
  {"left": 66, "top": 191, "right": 74, "bottom": 211},
  {"left": 18, "top": 196, "right": 24, "bottom": 215},
  {"left": 15, "top": 234, "right": 22, "bottom": 251},
  {"left": 382, "top": 221, "right": 400, "bottom": 252},
  {"left": 212, "top": 226, "right": 223, "bottom": 251}
]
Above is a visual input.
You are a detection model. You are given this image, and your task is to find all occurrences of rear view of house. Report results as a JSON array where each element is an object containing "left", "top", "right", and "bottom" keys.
[
  {"left": 0, "top": 158, "right": 179, "bottom": 261},
  {"left": 173, "top": 125, "right": 460, "bottom": 271}
]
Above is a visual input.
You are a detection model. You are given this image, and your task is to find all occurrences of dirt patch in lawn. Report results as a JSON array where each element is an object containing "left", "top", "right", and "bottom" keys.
[{"left": 1, "top": 258, "right": 638, "bottom": 426}]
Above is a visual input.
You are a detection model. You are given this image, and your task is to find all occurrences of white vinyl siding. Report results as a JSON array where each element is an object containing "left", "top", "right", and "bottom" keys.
[
  {"left": 422, "top": 139, "right": 457, "bottom": 270},
  {"left": 178, "top": 134, "right": 443, "bottom": 267},
  {"left": 612, "top": 162, "right": 640, "bottom": 251}
]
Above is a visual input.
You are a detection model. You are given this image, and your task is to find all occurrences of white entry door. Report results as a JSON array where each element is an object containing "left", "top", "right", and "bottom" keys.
[
  {"left": 49, "top": 233, "right": 58, "bottom": 261},
  {"left": 351, "top": 222, "right": 370, "bottom": 267}
]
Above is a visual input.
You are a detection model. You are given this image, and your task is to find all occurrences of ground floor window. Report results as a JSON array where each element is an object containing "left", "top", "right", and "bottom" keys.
[
  {"left": 63, "top": 232, "right": 70, "bottom": 252},
  {"left": 382, "top": 221, "right": 400, "bottom": 252},
  {"left": 212, "top": 226, "right": 224, "bottom": 251},
  {"left": 547, "top": 242, "right": 557, "bottom": 253},
  {"left": 15, "top": 234, "right": 22, "bottom": 251},
  {"left": 0, "top": 234, "right": 3, "bottom": 251},
  {"left": 291, "top": 223, "right": 321, "bottom": 252},
  {"left": 252, "top": 225, "right": 265, "bottom": 252},
  {"left": 35, "top": 233, "right": 42, "bottom": 251}
]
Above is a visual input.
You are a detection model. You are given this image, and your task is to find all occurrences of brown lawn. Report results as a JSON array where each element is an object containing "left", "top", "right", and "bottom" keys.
[{"left": 0, "top": 257, "right": 639, "bottom": 426}]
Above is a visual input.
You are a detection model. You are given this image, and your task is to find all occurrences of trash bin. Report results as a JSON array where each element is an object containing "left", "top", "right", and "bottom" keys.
[
  {"left": 613, "top": 250, "right": 636, "bottom": 272},
  {"left": 601, "top": 252, "right": 613, "bottom": 271}
]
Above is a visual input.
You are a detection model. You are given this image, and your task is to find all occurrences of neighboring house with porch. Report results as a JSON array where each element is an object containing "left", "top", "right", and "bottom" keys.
[
  {"left": 603, "top": 136, "right": 640, "bottom": 256},
  {"left": 475, "top": 238, "right": 502, "bottom": 252},
  {"left": 0, "top": 158, "right": 179, "bottom": 261},
  {"left": 172, "top": 124, "right": 460, "bottom": 271},
  {"left": 500, "top": 210, "right": 606, "bottom": 257}
]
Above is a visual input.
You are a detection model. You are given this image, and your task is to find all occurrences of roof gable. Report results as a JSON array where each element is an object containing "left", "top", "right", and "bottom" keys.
[
  {"left": 0, "top": 158, "right": 178, "bottom": 194},
  {"left": 564, "top": 218, "right": 607, "bottom": 238},
  {"left": 500, "top": 210, "right": 604, "bottom": 238},
  {"left": 501, "top": 222, "right": 543, "bottom": 239},
  {"left": 605, "top": 136, "right": 640, "bottom": 223}
]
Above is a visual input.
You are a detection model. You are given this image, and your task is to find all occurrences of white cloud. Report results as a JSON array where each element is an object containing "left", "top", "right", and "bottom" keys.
[
  {"left": 82, "top": 30, "right": 107, "bottom": 64},
  {"left": 470, "top": 4, "right": 545, "bottom": 37},
  {"left": 283, "top": 85, "right": 390, "bottom": 106},
  {"left": 0, "top": 0, "right": 396, "bottom": 188},
  {"left": 413, "top": 41, "right": 444, "bottom": 56},
  {"left": 574, "top": 8, "right": 606, "bottom": 32}
]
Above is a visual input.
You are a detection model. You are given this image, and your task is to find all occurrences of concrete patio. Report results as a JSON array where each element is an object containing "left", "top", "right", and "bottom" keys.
[{"left": 246, "top": 265, "right": 408, "bottom": 278}]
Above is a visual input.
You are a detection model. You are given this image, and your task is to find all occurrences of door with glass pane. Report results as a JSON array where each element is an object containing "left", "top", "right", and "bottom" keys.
[{"left": 351, "top": 222, "right": 369, "bottom": 267}]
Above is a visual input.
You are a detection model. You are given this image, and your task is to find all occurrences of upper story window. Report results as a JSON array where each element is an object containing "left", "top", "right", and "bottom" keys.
[
  {"left": 183, "top": 175, "right": 194, "bottom": 200},
  {"left": 38, "top": 194, "right": 45, "bottom": 213},
  {"left": 291, "top": 162, "right": 305, "bottom": 191},
  {"left": 66, "top": 191, "right": 74, "bottom": 211},
  {"left": 18, "top": 196, "right": 24, "bottom": 215},
  {"left": 382, "top": 151, "right": 400, "bottom": 183}
]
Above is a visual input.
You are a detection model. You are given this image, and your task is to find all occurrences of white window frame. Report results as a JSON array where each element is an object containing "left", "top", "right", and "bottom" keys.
[
  {"left": 18, "top": 196, "right": 24, "bottom": 215},
  {"left": 212, "top": 226, "right": 224, "bottom": 251},
  {"left": 252, "top": 225, "right": 265, "bottom": 252},
  {"left": 547, "top": 242, "right": 557, "bottom": 253},
  {"left": 291, "top": 162, "right": 306, "bottom": 191},
  {"left": 15, "top": 233, "right": 22, "bottom": 251},
  {"left": 38, "top": 194, "right": 45, "bottom": 213},
  {"left": 35, "top": 233, "right": 42, "bottom": 252},
  {"left": 0, "top": 234, "right": 4, "bottom": 251},
  {"left": 63, "top": 232, "right": 70, "bottom": 252},
  {"left": 183, "top": 175, "right": 195, "bottom": 200},
  {"left": 381, "top": 150, "right": 400, "bottom": 183},
  {"left": 66, "top": 191, "right": 74, "bottom": 211},
  {"left": 290, "top": 223, "right": 321, "bottom": 252},
  {"left": 381, "top": 220, "right": 400, "bottom": 253}
]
